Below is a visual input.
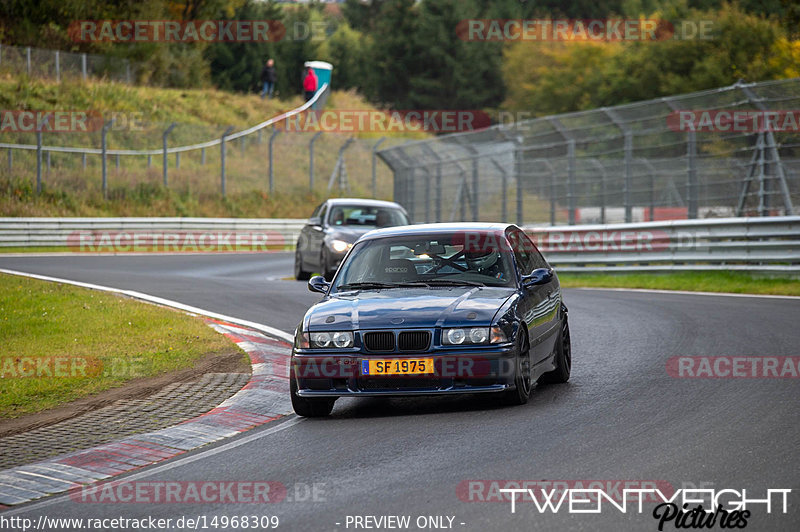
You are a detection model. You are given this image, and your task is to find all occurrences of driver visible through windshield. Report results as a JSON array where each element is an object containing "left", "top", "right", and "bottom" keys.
[{"left": 333, "top": 232, "right": 515, "bottom": 291}]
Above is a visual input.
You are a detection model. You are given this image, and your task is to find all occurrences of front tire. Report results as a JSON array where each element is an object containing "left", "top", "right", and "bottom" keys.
[
  {"left": 295, "top": 247, "right": 311, "bottom": 281},
  {"left": 501, "top": 331, "right": 532, "bottom": 406},
  {"left": 539, "top": 317, "right": 571, "bottom": 384},
  {"left": 290, "top": 368, "right": 335, "bottom": 417}
]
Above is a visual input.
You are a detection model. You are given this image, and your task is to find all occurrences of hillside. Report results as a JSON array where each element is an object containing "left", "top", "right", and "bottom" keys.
[{"left": 0, "top": 76, "right": 418, "bottom": 218}]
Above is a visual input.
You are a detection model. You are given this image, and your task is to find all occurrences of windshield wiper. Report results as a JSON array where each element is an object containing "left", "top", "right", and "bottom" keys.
[
  {"left": 337, "top": 281, "right": 401, "bottom": 290},
  {"left": 422, "top": 279, "right": 485, "bottom": 287}
]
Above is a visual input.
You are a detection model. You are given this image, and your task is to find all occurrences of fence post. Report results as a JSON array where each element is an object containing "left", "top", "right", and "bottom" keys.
[
  {"left": 371, "top": 137, "right": 386, "bottom": 198},
  {"left": 201, "top": 148, "right": 206, "bottom": 165},
  {"left": 623, "top": 131, "right": 633, "bottom": 223},
  {"left": 550, "top": 170, "right": 556, "bottom": 226},
  {"left": 81, "top": 54, "right": 87, "bottom": 80},
  {"left": 471, "top": 153, "right": 479, "bottom": 221},
  {"left": 26, "top": 47, "right": 31, "bottom": 75},
  {"left": 269, "top": 127, "right": 281, "bottom": 194},
  {"left": 7, "top": 148, "right": 12, "bottom": 171},
  {"left": 176, "top": 152, "right": 180, "bottom": 169},
  {"left": 687, "top": 131, "right": 698, "bottom": 219},
  {"left": 36, "top": 132, "right": 42, "bottom": 194},
  {"left": 125, "top": 60, "right": 131, "bottom": 83},
  {"left": 162, "top": 123, "right": 176, "bottom": 188},
  {"left": 55, "top": 50, "right": 60, "bottom": 82},
  {"left": 82, "top": 152, "right": 87, "bottom": 170},
  {"left": 220, "top": 126, "right": 234, "bottom": 197},
  {"left": 146, "top": 154, "right": 151, "bottom": 168},
  {"left": 115, "top": 154, "right": 120, "bottom": 170},
  {"left": 240, "top": 136, "right": 245, "bottom": 155},
  {"left": 309, "top": 131, "right": 323, "bottom": 192},
  {"left": 490, "top": 159, "right": 508, "bottom": 222},
  {"left": 567, "top": 139, "right": 576, "bottom": 225},
  {"left": 101, "top": 118, "right": 114, "bottom": 199},
  {"left": 436, "top": 163, "right": 442, "bottom": 222}
]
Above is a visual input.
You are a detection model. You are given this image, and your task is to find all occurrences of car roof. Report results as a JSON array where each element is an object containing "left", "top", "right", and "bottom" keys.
[
  {"left": 325, "top": 198, "right": 406, "bottom": 209},
  {"left": 359, "top": 222, "right": 516, "bottom": 241}
]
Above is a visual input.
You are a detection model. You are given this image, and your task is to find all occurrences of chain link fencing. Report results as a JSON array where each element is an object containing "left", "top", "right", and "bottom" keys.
[
  {"left": 0, "top": 44, "right": 136, "bottom": 83},
  {"left": 377, "top": 79, "right": 800, "bottom": 226},
  {"left": 0, "top": 84, "right": 404, "bottom": 201}
]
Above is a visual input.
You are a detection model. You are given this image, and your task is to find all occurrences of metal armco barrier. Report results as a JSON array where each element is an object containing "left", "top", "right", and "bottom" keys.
[
  {"left": 0, "top": 216, "right": 797, "bottom": 275},
  {"left": 524, "top": 216, "right": 800, "bottom": 274},
  {"left": 0, "top": 218, "right": 306, "bottom": 250}
]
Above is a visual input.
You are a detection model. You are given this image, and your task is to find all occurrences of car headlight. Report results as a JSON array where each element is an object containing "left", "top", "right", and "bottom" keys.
[
  {"left": 330, "top": 239, "right": 352, "bottom": 253},
  {"left": 309, "top": 331, "right": 354, "bottom": 349},
  {"left": 442, "top": 326, "right": 507, "bottom": 345}
]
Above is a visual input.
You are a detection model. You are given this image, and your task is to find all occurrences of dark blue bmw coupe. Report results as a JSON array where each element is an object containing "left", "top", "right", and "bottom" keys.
[{"left": 290, "top": 223, "right": 571, "bottom": 417}]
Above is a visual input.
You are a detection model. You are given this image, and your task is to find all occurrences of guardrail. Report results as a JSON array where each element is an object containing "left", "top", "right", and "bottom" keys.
[
  {"left": 0, "top": 218, "right": 306, "bottom": 250},
  {"left": 525, "top": 216, "right": 800, "bottom": 274},
  {"left": 0, "top": 216, "right": 797, "bottom": 275}
]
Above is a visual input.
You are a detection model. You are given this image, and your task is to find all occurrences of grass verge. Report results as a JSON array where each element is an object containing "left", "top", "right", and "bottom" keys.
[
  {"left": 0, "top": 273, "right": 242, "bottom": 418},
  {"left": 558, "top": 271, "right": 800, "bottom": 296}
]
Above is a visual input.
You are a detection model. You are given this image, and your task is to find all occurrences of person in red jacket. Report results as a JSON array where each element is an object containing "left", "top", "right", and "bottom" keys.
[{"left": 303, "top": 67, "right": 318, "bottom": 101}]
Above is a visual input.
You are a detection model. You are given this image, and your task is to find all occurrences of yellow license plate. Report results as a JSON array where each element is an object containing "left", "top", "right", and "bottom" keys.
[{"left": 362, "top": 358, "right": 434, "bottom": 375}]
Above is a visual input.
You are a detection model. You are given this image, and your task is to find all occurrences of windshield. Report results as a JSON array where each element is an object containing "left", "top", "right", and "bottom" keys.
[
  {"left": 328, "top": 205, "right": 408, "bottom": 228},
  {"left": 333, "top": 232, "right": 515, "bottom": 291}
]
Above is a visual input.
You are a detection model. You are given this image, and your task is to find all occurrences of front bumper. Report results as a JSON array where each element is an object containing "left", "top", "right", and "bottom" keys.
[{"left": 292, "top": 345, "right": 516, "bottom": 397}]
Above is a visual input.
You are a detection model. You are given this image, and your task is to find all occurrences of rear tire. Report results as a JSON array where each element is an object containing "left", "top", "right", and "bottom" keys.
[
  {"left": 501, "top": 331, "right": 532, "bottom": 406},
  {"left": 290, "top": 368, "right": 335, "bottom": 417},
  {"left": 539, "top": 317, "right": 571, "bottom": 384},
  {"left": 295, "top": 247, "right": 311, "bottom": 281}
]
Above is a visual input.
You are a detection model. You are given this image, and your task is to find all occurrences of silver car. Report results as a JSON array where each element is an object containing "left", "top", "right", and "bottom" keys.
[{"left": 294, "top": 198, "right": 410, "bottom": 281}]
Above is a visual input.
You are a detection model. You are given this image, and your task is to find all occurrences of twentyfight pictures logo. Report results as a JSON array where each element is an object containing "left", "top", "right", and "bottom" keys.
[
  {"left": 461, "top": 482, "right": 791, "bottom": 530},
  {"left": 457, "top": 19, "right": 714, "bottom": 41}
]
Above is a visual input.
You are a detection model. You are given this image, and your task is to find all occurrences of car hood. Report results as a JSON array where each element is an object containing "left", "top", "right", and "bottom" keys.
[
  {"left": 326, "top": 226, "right": 374, "bottom": 242},
  {"left": 305, "top": 287, "right": 515, "bottom": 330}
]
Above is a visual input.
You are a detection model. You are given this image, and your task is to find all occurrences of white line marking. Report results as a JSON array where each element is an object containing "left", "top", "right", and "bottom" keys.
[
  {"left": 0, "top": 268, "right": 295, "bottom": 342},
  {"left": 574, "top": 287, "right": 800, "bottom": 300},
  {"left": 1, "top": 417, "right": 304, "bottom": 516}
]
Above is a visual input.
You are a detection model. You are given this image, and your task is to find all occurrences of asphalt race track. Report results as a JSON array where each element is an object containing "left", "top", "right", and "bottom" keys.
[{"left": 1, "top": 253, "right": 798, "bottom": 531}]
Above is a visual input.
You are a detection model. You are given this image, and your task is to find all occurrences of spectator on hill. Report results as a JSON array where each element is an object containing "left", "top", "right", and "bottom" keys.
[
  {"left": 303, "top": 67, "right": 318, "bottom": 102},
  {"left": 260, "top": 59, "right": 276, "bottom": 99}
]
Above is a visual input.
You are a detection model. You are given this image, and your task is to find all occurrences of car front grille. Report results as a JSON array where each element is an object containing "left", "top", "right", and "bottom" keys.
[
  {"left": 398, "top": 331, "right": 431, "bottom": 352},
  {"left": 363, "top": 331, "right": 395, "bottom": 352}
]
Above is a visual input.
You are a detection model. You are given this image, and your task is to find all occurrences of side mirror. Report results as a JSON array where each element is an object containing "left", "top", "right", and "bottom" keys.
[
  {"left": 308, "top": 275, "right": 330, "bottom": 294},
  {"left": 522, "top": 268, "right": 553, "bottom": 288},
  {"left": 309, "top": 216, "right": 322, "bottom": 228}
]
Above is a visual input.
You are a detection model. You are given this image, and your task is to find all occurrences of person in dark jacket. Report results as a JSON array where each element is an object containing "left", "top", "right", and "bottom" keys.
[
  {"left": 260, "top": 59, "right": 276, "bottom": 99},
  {"left": 303, "top": 67, "right": 318, "bottom": 102}
]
